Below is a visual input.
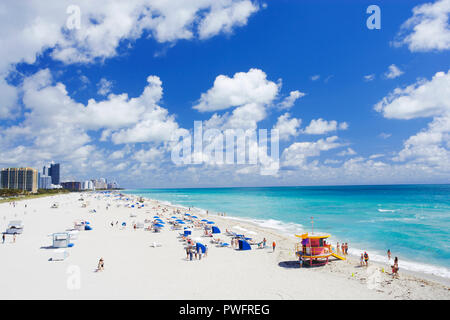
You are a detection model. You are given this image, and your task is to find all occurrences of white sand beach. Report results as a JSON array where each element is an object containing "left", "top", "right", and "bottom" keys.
[{"left": 0, "top": 191, "right": 449, "bottom": 300}]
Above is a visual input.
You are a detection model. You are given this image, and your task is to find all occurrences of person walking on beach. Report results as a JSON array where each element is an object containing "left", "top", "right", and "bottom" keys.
[
  {"left": 97, "top": 258, "right": 104, "bottom": 271},
  {"left": 13, "top": 234, "right": 16, "bottom": 243},
  {"left": 392, "top": 257, "right": 399, "bottom": 277},
  {"left": 364, "top": 251, "right": 369, "bottom": 266},
  {"left": 387, "top": 249, "right": 391, "bottom": 261},
  {"left": 204, "top": 245, "right": 208, "bottom": 257},
  {"left": 299, "top": 254, "right": 303, "bottom": 268},
  {"left": 272, "top": 241, "right": 276, "bottom": 252},
  {"left": 2, "top": 233, "right": 5, "bottom": 244},
  {"left": 337, "top": 242, "right": 341, "bottom": 255},
  {"left": 360, "top": 253, "right": 364, "bottom": 266}
]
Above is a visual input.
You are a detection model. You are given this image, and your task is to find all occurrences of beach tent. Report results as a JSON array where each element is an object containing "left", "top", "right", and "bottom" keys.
[
  {"left": 52, "top": 233, "right": 70, "bottom": 248},
  {"left": 212, "top": 226, "right": 221, "bottom": 234},
  {"left": 238, "top": 239, "right": 251, "bottom": 251},
  {"left": 6, "top": 220, "right": 24, "bottom": 234},
  {"left": 51, "top": 249, "right": 69, "bottom": 261},
  {"left": 85, "top": 225, "right": 92, "bottom": 231},
  {"left": 184, "top": 230, "right": 192, "bottom": 236},
  {"left": 196, "top": 242, "right": 206, "bottom": 254}
]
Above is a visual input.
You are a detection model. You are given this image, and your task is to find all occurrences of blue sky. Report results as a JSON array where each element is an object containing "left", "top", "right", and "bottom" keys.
[{"left": 1, "top": 0, "right": 449, "bottom": 187}]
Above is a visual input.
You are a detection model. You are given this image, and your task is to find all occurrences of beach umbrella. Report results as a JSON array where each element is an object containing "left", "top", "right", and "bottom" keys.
[
  {"left": 154, "top": 216, "right": 159, "bottom": 218},
  {"left": 207, "top": 221, "right": 215, "bottom": 224},
  {"left": 201, "top": 219, "right": 208, "bottom": 222},
  {"left": 192, "top": 216, "right": 198, "bottom": 219},
  {"left": 154, "top": 223, "right": 164, "bottom": 227},
  {"left": 171, "top": 216, "right": 177, "bottom": 219},
  {"left": 178, "top": 221, "right": 185, "bottom": 224}
]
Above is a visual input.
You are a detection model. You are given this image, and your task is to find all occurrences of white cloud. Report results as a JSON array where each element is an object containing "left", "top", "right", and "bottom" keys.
[
  {"left": 303, "top": 118, "right": 348, "bottom": 135},
  {"left": 385, "top": 64, "right": 404, "bottom": 79},
  {"left": 337, "top": 147, "right": 357, "bottom": 156},
  {"left": 379, "top": 132, "right": 392, "bottom": 139},
  {"left": 277, "top": 90, "right": 305, "bottom": 110},
  {"left": 193, "top": 68, "right": 279, "bottom": 112},
  {"left": 311, "top": 75, "right": 320, "bottom": 81},
  {"left": 394, "top": 0, "right": 450, "bottom": 52},
  {"left": 198, "top": 0, "right": 259, "bottom": 39},
  {"left": 273, "top": 113, "right": 301, "bottom": 141},
  {"left": 375, "top": 69, "right": 450, "bottom": 171},
  {"left": 282, "top": 136, "right": 343, "bottom": 167},
  {"left": 364, "top": 74, "right": 375, "bottom": 82},
  {"left": 97, "top": 78, "right": 113, "bottom": 96},
  {"left": 374, "top": 70, "right": 450, "bottom": 120}
]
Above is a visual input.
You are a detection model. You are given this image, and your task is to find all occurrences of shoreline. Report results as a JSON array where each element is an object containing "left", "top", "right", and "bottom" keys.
[
  {"left": 123, "top": 190, "right": 450, "bottom": 286},
  {"left": 0, "top": 191, "right": 448, "bottom": 299}
]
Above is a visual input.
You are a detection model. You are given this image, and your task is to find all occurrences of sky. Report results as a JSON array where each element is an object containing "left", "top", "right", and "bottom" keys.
[{"left": 0, "top": 0, "right": 449, "bottom": 188}]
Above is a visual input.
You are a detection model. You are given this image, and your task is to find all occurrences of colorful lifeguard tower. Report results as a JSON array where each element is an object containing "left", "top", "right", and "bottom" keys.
[
  {"left": 295, "top": 233, "right": 333, "bottom": 266},
  {"left": 294, "top": 217, "right": 345, "bottom": 266}
]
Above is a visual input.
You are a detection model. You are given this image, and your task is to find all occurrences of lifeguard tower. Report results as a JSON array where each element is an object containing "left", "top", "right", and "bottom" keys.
[
  {"left": 295, "top": 232, "right": 332, "bottom": 266},
  {"left": 294, "top": 217, "right": 345, "bottom": 266}
]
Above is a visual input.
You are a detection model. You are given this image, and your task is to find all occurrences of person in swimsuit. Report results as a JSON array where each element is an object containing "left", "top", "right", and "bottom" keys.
[
  {"left": 364, "top": 251, "right": 369, "bottom": 266},
  {"left": 392, "top": 257, "right": 399, "bottom": 277},
  {"left": 97, "top": 258, "right": 104, "bottom": 271}
]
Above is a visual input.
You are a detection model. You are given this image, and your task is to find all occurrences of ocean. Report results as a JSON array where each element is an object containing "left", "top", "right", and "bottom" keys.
[{"left": 124, "top": 184, "right": 450, "bottom": 279}]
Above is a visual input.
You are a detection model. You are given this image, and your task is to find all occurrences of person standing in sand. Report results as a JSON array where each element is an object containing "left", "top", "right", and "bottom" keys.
[
  {"left": 387, "top": 249, "right": 391, "bottom": 261},
  {"left": 97, "top": 258, "right": 104, "bottom": 271},
  {"left": 272, "top": 241, "right": 276, "bottom": 252},
  {"left": 337, "top": 242, "right": 340, "bottom": 255},
  {"left": 392, "top": 257, "right": 399, "bottom": 277},
  {"left": 360, "top": 253, "right": 364, "bottom": 266},
  {"left": 364, "top": 251, "right": 369, "bottom": 266}
]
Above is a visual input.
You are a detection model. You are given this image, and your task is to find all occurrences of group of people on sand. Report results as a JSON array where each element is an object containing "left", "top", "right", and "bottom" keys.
[
  {"left": 337, "top": 242, "right": 349, "bottom": 256},
  {"left": 358, "top": 249, "right": 399, "bottom": 277},
  {"left": 185, "top": 244, "right": 208, "bottom": 261}
]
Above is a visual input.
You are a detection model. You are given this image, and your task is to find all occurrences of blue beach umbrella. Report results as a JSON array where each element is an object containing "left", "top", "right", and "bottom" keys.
[
  {"left": 154, "top": 216, "right": 159, "bottom": 218},
  {"left": 201, "top": 219, "right": 208, "bottom": 222},
  {"left": 207, "top": 221, "right": 215, "bottom": 224},
  {"left": 192, "top": 216, "right": 198, "bottom": 219},
  {"left": 154, "top": 223, "right": 164, "bottom": 227},
  {"left": 178, "top": 221, "right": 185, "bottom": 224},
  {"left": 171, "top": 216, "right": 177, "bottom": 219}
]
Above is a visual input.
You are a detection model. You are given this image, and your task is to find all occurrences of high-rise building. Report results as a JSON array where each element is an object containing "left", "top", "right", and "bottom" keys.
[
  {"left": 61, "top": 181, "right": 81, "bottom": 191},
  {"left": 48, "top": 163, "right": 60, "bottom": 185},
  {"left": 1, "top": 168, "right": 38, "bottom": 193},
  {"left": 42, "top": 165, "right": 48, "bottom": 176},
  {"left": 39, "top": 175, "right": 52, "bottom": 189}
]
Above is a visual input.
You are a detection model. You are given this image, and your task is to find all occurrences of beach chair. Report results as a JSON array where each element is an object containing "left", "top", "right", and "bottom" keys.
[
  {"left": 220, "top": 242, "right": 230, "bottom": 247},
  {"left": 150, "top": 242, "right": 162, "bottom": 248}
]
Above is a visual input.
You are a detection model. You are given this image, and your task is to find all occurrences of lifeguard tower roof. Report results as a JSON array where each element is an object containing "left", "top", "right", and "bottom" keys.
[{"left": 295, "top": 232, "right": 330, "bottom": 239}]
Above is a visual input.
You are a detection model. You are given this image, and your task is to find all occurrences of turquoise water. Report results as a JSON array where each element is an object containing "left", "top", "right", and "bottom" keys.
[{"left": 124, "top": 185, "right": 450, "bottom": 278}]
